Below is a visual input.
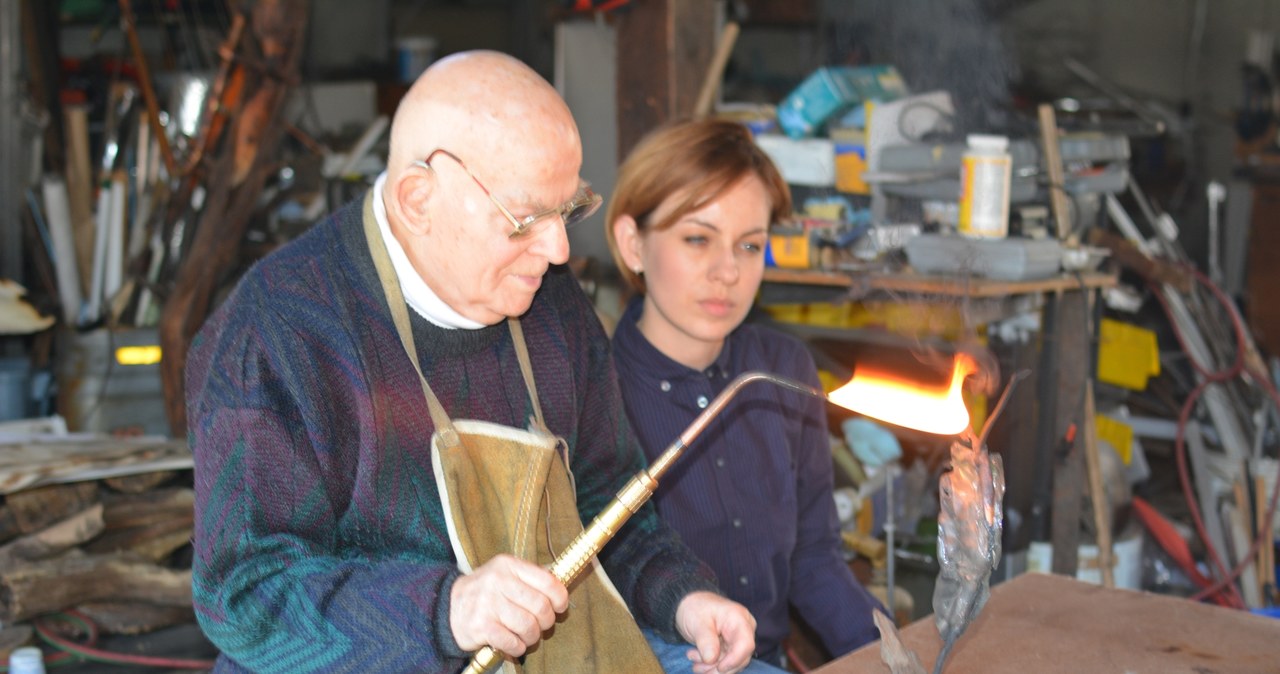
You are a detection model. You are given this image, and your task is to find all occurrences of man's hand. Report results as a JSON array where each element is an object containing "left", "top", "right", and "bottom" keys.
[
  {"left": 449, "top": 554, "right": 570, "bottom": 657},
  {"left": 674, "top": 591, "right": 757, "bottom": 674}
]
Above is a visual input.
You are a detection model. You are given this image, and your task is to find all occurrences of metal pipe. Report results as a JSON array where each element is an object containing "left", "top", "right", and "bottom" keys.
[
  {"left": 464, "top": 371, "right": 823, "bottom": 674},
  {"left": 885, "top": 461, "right": 897, "bottom": 623}
]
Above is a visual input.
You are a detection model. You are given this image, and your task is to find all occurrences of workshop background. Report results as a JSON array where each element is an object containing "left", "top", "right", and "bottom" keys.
[{"left": 0, "top": 0, "right": 1278, "bottom": 672}]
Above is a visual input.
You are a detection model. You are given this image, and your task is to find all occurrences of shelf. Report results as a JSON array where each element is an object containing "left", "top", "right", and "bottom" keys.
[{"left": 762, "top": 268, "right": 1117, "bottom": 298}]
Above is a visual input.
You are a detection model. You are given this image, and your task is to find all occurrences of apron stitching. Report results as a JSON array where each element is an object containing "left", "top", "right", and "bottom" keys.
[{"left": 513, "top": 453, "right": 541, "bottom": 557}]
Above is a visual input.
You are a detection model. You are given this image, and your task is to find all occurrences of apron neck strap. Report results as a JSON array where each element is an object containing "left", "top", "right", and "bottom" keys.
[
  {"left": 508, "top": 317, "right": 549, "bottom": 434},
  {"left": 361, "top": 190, "right": 549, "bottom": 442}
]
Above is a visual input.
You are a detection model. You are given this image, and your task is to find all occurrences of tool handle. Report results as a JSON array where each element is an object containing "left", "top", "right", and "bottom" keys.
[{"left": 463, "top": 473, "right": 657, "bottom": 674}]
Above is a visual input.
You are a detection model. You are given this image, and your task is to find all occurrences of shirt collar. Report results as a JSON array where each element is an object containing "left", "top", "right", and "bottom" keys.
[
  {"left": 615, "top": 297, "right": 734, "bottom": 382},
  {"left": 372, "top": 171, "right": 484, "bottom": 330}
]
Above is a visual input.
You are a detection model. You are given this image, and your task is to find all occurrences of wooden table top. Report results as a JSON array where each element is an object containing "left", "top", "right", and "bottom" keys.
[{"left": 814, "top": 572, "right": 1280, "bottom": 674}]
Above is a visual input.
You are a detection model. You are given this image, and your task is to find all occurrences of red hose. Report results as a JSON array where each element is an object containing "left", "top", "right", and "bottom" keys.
[
  {"left": 1149, "top": 263, "right": 1280, "bottom": 609},
  {"left": 33, "top": 611, "right": 217, "bottom": 670}
]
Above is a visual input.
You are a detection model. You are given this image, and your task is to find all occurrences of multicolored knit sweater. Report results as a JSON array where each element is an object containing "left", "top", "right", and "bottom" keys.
[{"left": 186, "top": 194, "right": 717, "bottom": 673}]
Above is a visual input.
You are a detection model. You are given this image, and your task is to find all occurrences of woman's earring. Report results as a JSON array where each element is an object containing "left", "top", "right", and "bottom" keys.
[{"left": 633, "top": 266, "right": 643, "bottom": 275}]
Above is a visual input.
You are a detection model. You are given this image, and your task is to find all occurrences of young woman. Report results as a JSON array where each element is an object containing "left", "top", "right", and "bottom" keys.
[{"left": 606, "top": 118, "right": 887, "bottom": 669}]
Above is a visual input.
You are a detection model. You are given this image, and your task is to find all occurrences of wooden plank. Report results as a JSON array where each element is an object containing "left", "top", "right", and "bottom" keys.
[
  {"left": 814, "top": 573, "right": 1280, "bottom": 673},
  {"left": 1048, "top": 290, "right": 1089, "bottom": 575},
  {"left": 762, "top": 268, "right": 856, "bottom": 288},
  {"left": 0, "top": 438, "right": 191, "bottom": 495},
  {"left": 1038, "top": 104, "right": 1073, "bottom": 241},
  {"left": 693, "top": 21, "right": 739, "bottom": 119},
  {"left": 615, "top": 0, "right": 715, "bottom": 159},
  {"left": 62, "top": 104, "right": 96, "bottom": 297},
  {"left": 1082, "top": 379, "right": 1113, "bottom": 587},
  {"left": 762, "top": 268, "right": 1117, "bottom": 297}
]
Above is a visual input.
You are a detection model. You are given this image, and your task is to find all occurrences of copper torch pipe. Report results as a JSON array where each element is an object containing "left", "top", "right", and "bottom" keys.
[{"left": 463, "top": 371, "right": 821, "bottom": 674}]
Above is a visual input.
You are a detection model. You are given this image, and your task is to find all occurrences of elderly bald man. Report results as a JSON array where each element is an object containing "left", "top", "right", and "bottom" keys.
[{"left": 186, "top": 51, "right": 772, "bottom": 674}]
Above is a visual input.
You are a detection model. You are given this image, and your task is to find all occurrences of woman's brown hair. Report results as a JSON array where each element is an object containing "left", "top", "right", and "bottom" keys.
[{"left": 605, "top": 118, "right": 791, "bottom": 293}]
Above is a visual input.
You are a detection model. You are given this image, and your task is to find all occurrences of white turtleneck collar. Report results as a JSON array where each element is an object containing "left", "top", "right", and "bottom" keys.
[{"left": 372, "top": 171, "right": 484, "bottom": 330}]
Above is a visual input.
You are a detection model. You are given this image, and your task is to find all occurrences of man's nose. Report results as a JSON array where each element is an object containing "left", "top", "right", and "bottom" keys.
[{"left": 531, "top": 217, "right": 571, "bottom": 265}]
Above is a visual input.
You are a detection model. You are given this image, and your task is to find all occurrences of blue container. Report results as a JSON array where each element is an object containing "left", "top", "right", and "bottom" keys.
[
  {"left": 0, "top": 358, "right": 32, "bottom": 422},
  {"left": 777, "top": 65, "right": 909, "bottom": 139},
  {"left": 777, "top": 67, "right": 861, "bottom": 139}
]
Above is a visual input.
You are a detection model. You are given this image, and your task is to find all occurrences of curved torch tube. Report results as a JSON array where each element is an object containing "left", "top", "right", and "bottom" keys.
[{"left": 463, "top": 371, "right": 821, "bottom": 674}]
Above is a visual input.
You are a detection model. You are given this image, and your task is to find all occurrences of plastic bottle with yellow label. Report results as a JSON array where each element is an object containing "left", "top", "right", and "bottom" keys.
[{"left": 958, "top": 134, "right": 1012, "bottom": 238}]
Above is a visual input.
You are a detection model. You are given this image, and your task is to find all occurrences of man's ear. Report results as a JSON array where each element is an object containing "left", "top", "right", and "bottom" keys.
[
  {"left": 393, "top": 169, "right": 434, "bottom": 235},
  {"left": 612, "top": 215, "right": 644, "bottom": 271}
]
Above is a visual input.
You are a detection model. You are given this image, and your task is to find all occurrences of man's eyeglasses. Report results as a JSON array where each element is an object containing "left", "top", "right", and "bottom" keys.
[{"left": 412, "top": 149, "right": 603, "bottom": 240}]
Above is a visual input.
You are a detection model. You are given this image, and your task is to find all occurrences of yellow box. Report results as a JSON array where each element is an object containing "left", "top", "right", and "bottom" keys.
[
  {"left": 1096, "top": 414, "right": 1134, "bottom": 465},
  {"left": 835, "top": 143, "right": 869, "bottom": 194},
  {"left": 1097, "top": 318, "right": 1160, "bottom": 391},
  {"left": 766, "top": 232, "right": 811, "bottom": 269}
]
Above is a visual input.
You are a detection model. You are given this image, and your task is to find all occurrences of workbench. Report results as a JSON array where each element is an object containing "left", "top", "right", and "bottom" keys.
[
  {"left": 813, "top": 572, "right": 1280, "bottom": 673},
  {"left": 760, "top": 267, "right": 1118, "bottom": 576}
]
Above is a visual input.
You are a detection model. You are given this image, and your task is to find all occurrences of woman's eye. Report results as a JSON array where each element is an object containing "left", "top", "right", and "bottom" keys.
[
  {"left": 742, "top": 241, "right": 763, "bottom": 254},
  {"left": 684, "top": 235, "right": 708, "bottom": 246}
]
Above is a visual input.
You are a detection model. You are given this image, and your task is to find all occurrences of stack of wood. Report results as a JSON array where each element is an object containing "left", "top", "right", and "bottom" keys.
[{"left": 0, "top": 471, "right": 195, "bottom": 650}]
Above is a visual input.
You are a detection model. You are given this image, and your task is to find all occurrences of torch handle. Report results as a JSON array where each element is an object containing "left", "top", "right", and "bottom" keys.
[
  {"left": 462, "top": 372, "right": 815, "bottom": 674},
  {"left": 463, "top": 472, "right": 658, "bottom": 674}
]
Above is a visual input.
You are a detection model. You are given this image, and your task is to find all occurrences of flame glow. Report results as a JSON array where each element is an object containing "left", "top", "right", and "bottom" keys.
[{"left": 829, "top": 353, "right": 975, "bottom": 435}]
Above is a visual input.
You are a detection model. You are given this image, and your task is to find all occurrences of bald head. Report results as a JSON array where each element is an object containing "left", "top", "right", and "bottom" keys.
[
  {"left": 377, "top": 50, "right": 583, "bottom": 325},
  {"left": 386, "top": 51, "right": 581, "bottom": 187}
]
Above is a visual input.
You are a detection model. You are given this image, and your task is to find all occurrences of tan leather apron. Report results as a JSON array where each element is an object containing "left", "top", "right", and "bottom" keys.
[{"left": 362, "top": 192, "right": 662, "bottom": 674}]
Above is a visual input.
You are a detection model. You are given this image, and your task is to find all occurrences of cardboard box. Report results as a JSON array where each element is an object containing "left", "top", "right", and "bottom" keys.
[{"left": 754, "top": 134, "right": 835, "bottom": 187}]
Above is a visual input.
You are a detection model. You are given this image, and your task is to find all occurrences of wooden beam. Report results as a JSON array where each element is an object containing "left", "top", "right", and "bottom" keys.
[
  {"left": 1047, "top": 290, "right": 1091, "bottom": 575},
  {"left": 615, "top": 0, "right": 716, "bottom": 159}
]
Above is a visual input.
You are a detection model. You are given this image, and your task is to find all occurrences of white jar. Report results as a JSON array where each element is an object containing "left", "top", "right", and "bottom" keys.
[
  {"left": 958, "top": 134, "right": 1012, "bottom": 238},
  {"left": 8, "top": 647, "right": 45, "bottom": 674}
]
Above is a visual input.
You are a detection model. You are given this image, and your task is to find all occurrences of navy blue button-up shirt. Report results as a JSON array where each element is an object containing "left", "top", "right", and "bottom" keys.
[{"left": 612, "top": 300, "right": 885, "bottom": 662}]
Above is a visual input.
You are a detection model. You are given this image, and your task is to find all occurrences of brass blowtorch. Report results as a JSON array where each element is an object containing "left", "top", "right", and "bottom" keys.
[{"left": 463, "top": 371, "right": 821, "bottom": 674}]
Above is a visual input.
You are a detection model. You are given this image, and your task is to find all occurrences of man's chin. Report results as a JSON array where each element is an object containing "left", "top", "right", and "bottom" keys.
[{"left": 486, "top": 297, "right": 536, "bottom": 323}]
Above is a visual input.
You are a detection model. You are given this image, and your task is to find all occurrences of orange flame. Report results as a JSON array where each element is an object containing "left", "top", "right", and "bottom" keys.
[{"left": 828, "top": 352, "right": 976, "bottom": 435}]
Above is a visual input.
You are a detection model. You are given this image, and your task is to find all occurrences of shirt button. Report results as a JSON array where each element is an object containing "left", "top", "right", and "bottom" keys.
[
  {"left": 696, "top": 395, "right": 709, "bottom": 408},
  {"left": 706, "top": 370, "right": 715, "bottom": 378},
  {"left": 732, "top": 518, "right": 742, "bottom": 528},
  {"left": 660, "top": 380, "right": 671, "bottom": 392},
  {"left": 715, "top": 457, "right": 725, "bottom": 468},
  {"left": 739, "top": 576, "right": 749, "bottom": 586}
]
